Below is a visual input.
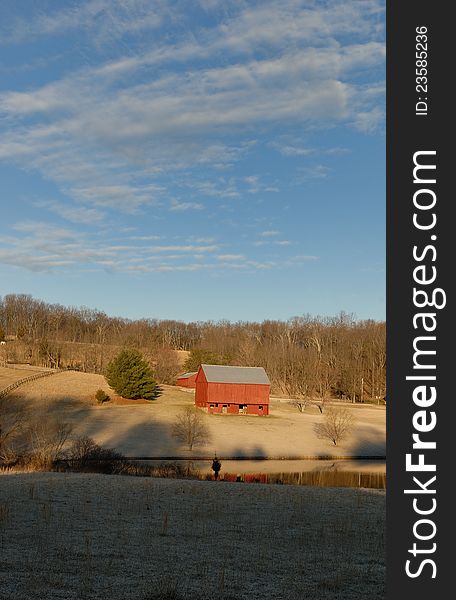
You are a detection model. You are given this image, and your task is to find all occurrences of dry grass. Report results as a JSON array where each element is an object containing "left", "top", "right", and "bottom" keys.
[
  {"left": 5, "top": 370, "right": 386, "bottom": 459},
  {"left": 0, "top": 365, "right": 52, "bottom": 389},
  {"left": 0, "top": 472, "right": 385, "bottom": 600}
]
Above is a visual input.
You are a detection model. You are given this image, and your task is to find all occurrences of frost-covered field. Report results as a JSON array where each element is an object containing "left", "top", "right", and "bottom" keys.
[{"left": 0, "top": 473, "right": 385, "bottom": 600}]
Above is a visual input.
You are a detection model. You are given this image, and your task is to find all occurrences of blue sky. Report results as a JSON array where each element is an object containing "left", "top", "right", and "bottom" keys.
[{"left": 0, "top": 0, "right": 385, "bottom": 322}]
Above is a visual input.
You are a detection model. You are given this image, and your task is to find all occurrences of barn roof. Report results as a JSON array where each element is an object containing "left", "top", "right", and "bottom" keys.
[
  {"left": 200, "top": 364, "right": 270, "bottom": 385},
  {"left": 177, "top": 371, "right": 197, "bottom": 379}
]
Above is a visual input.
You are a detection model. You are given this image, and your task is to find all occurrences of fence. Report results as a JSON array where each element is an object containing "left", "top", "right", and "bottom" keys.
[{"left": 0, "top": 369, "right": 63, "bottom": 399}]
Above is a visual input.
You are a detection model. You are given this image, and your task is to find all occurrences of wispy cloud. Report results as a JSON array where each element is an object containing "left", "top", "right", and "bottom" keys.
[
  {"left": 39, "top": 201, "right": 106, "bottom": 225},
  {"left": 242, "top": 175, "right": 278, "bottom": 195},
  {"left": 253, "top": 238, "right": 293, "bottom": 247},
  {"left": 0, "top": 220, "right": 221, "bottom": 273},
  {"left": 217, "top": 254, "right": 244, "bottom": 261},
  {"left": 87, "top": 1, "right": 384, "bottom": 76},
  {"left": 184, "top": 179, "right": 240, "bottom": 199},
  {"left": 0, "top": 217, "right": 318, "bottom": 276},
  {"left": 0, "top": 0, "right": 383, "bottom": 283},
  {"left": 270, "top": 142, "right": 350, "bottom": 157},
  {"left": 295, "top": 164, "right": 333, "bottom": 182},
  {"left": 170, "top": 200, "right": 204, "bottom": 211},
  {"left": 0, "top": 0, "right": 164, "bottom": 46},
  {"left": 127, "top": 235, "right": 161, "bottom": 241},
  {"left": 260, "top": 230, "right": 280, "bottom": 237}
]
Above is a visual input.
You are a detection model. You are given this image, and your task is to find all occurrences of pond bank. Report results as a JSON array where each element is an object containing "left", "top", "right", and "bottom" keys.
[
  {"left": 135, "top": 457, "right": 386, "bottom": 472},
  {"left": 134, "top": 458, "right": 386, "bottom": 489}
]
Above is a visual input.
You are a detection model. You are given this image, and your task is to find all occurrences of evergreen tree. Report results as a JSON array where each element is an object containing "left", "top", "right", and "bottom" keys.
[{"left": 106, "top": 349, "right": 159, "bottom": 400}]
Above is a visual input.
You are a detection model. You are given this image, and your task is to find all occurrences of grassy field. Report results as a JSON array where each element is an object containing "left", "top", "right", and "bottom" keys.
[
  {"left": 0, "top": 364, "right": 52, "bottom": 389},
  {"left": 0, "top": 472, "right": 385, "bottom": 600},
  {"left": 3, "top": 367, "right": 386, "bottom": 460}
]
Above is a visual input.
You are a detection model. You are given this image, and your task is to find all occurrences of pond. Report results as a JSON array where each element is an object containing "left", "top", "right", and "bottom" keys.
[{"left": 136, "top": 458, "right": 386, "bottom": 489}]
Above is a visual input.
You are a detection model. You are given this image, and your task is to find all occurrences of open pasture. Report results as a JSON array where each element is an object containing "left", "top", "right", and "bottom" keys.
[
  {"left": 0, "top": 472, "right": 385, "bottom": 600},
  {"left": 5, "top": 369, "right": 386, "bottom": 459}
]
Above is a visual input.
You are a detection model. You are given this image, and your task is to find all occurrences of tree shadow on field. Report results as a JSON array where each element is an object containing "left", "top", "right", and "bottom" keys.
[
  {"left": 90, "top": 417, "right": 180, "bottom": 458},
  {"left": 0, "top": 394, "right": 29, "bottom": 453},
  {"left": 4, "top": 386, "right": 271, "bottom": 462},
  {"left": 229, "top": 445, "right": 268, "bottom": 460},
  {"left": 8, "top": 390, "right": 89, "bottom": 420},
  {"left": 348, "top": 426, "right": 386, "bottom": 458},
  {"left": 6, "top": 390, "right": 179, "bottom": 459}
]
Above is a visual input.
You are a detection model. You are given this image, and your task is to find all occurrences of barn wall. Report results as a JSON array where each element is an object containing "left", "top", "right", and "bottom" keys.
[
  {"left": 195, "top": 369, "right": 208, "bottom": 407},
  {"left": 205, "top": 403, "right": 269, "bottom": 415},
  {"left": 195, "top": 367, "right": 270, "bottom": 415},
  {"left": 246, "top": 404, "right": 269, "bottom": 415},
  {"left": 206, "top": 382, "right": 270, "bottom": 406},
  {"left": 176, "top": 373, "right": 197, "bottom": 388}
]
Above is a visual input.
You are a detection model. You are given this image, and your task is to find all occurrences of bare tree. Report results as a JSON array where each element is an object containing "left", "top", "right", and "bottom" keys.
[
  {"left": 314, "top": 407, "right": 355, "bottom": 446},
  {"left": 150, "top": 347, "right": 181, "bottom": 384},
  {"left": 172, "top": 407, "right": 211, "bottom": 451},
  {"left": 67, "top": 435, "right": 123, "bottom": 469},
  {"left": 0, "top": 295, "right": 385, "bottom": 401},
  {"left": 27, "top": 416, "right": 73, "bottom": 468},
  {"left": 289, "top": 397, "right": 312, "bottom": 413},
  {"left": 67, "top": 435, "right": 100, "bottom": 466}
]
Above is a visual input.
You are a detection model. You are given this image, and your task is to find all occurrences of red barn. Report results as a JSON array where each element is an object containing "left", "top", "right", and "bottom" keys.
[
  {"left": 176, "top": 371, "right": 198, "bottom": 388},
  {"left": 195, "top": 364, "right": 270, "bottom": 415}
]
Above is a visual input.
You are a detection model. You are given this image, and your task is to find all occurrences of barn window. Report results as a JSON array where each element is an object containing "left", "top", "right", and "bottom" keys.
[
  {"left": 215, "top": 403, "right": 219, "bottom": 407},
  {"left": 210, "top": 404, "right": 214, "bottom": 408},
  {"left": 259, "top": 406, "right": 263, "bottom": 410}
]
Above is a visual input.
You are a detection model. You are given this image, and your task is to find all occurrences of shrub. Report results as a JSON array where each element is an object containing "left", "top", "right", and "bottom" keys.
[
  {"left": 106, "top": 349, "right": 159, "bottom": 400},
  {"left": 27, "top": 417, "right": 73, "bottom": 470},
  {"left": 66, "top": 436, "right": 124, "bottom": 473},
  {"left": 95, "top": 389, "right": 110, "bottom": 404}
]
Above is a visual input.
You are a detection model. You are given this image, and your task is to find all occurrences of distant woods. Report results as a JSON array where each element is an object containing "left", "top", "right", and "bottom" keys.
[{"left": 0, "top": 294, "right": 385, "bottom": 402}]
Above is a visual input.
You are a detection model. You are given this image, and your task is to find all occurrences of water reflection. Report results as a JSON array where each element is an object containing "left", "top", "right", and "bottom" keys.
[
  {"left": 139, "top": 458, "right": 385, "bottom": 474},
  {"left": 137, "top": 458, "right": 386, "bottom": 489}
]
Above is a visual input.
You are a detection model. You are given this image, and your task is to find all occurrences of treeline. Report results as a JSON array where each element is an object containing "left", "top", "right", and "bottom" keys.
[{"left": 0, "top": 294, "right": 385, "bottom": 401}]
